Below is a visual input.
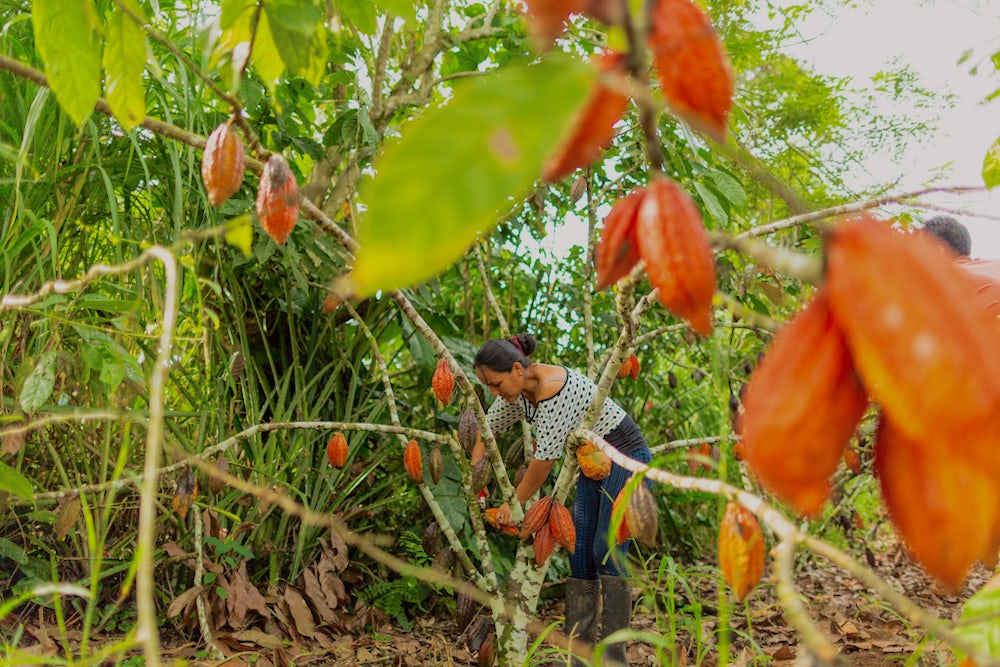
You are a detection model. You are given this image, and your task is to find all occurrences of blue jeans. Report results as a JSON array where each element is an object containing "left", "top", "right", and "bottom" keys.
[{"left": 568, "top": 417, "right": 652, "bottom": 579}]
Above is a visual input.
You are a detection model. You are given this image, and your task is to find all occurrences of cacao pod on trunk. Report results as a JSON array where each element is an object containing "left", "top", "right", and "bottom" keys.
[
  {"left": 548, "top": 499, "right": 576, "bottom": 553},
  {"left": 432, "top": 358, "right": 454, "bottom": 405},
  {"left": 519, "top": 496, "right": 554, "bottom": 539},
  {"left": 458, "top": 408, "right": 479, "bottom": 454}
]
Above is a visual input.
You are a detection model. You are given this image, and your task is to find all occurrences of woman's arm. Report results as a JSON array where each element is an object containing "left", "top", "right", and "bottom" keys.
[{"left": 494, "top": 457, "right": 556, "bottom": 527}]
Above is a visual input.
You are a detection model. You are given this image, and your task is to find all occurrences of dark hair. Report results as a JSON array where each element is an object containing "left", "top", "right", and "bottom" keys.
[
  {"left": 474, "top": 333, "right": 537, "bottom": 373},
  {"left": 923, "top": 216, "right": 971, "bottom": 257}
]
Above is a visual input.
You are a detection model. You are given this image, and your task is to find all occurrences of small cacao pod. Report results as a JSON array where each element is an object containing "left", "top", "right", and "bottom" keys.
[
  {"left": 208, "top": 457, "right": 229, "bottom": 495},
  {"left": 533, "top": 522, "right": 555, "bottom": 565},
  {"left": 326, "top": 432, "right": 348, "bottom": 469},
  {"left": 628, "top": 354, "right": 640, "bottom": 380},
  {"left": 201, "top": 121, "right": 246, "bottom": 206},
  {"left": 484, "top": 508, "right": 519, "bottom": 536},
  {"left": 542, "top": 50, "right": 630, "bottom": 183},
  {"left": 255, "top": 153, "right": 299, "bottom": 245},
  {"left": 429, "top": 445, "right": 444, "bottom": 484},
  {"left": 612, "top": 489, "right": 631, "bottom": 545},
  {"left": 718, "top": 502, "right": 765, "bottom": 601},
  {"left": 477, "top": 627, "right": 496, "bottom": 667},
  {"left": 455, "top": 591, "right": 476, "bottom": 632},
  {"left": 686, "top": 442, "right": 712, "bottom": 474},
  {"left": 636, "top": 177, "right": 716, "bottom": 337},
  {"left": 595, "top": 188, "right": 644, "bottom": 290},
  {"left": 548, "top": 500, "right": 576, "bottom": 553},
  {"left": 458, "top": 408, "right": 480, "bottom": 454},
  {"left": 576, "top": 441, "right": 611, "bottom": 481},
  {"left": 668, "top": 370, "right": 678, "bottom": 389},
  {"left": 171, "top": 469, "right": 198, "bottom": 520},
  {"left": 739, "top": 289, "right": 868, "bottom": 517},
  {"left": 403, "top": 439, "right": 423, "bottom": 483},
  {"left": 648, "top": 0, "right": 733, "bottom": 141},
  {"left": 470, "top": 457, "right": 491, "bottom": 495},
  {"left": 432, "top": 358, "right": 455, "bottom": 405},
  {"left": 431, "top": 547, "right": 456, "bottom": 573},
  {"left": 843, "top": 448, "right": 862, "bottom": 475},
  {"left": 513, "top": 464, "right": 528, "bottom": 487},
  {"left": 422, "top": 521, "right": 442, "bottom": 557},
  {"left": 519, "top": 496, "right": 554, "bottom": 539},
  {"left": 732, "top": 440, "right": 746, "bottom": 462},
  {"left": 624, "top": 482, "right": 658, "bottom": 547}
]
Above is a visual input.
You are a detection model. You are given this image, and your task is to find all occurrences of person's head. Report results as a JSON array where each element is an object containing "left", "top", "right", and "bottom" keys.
[
  {"left": 474, "top": 333, "right": 537, "bottom": 402},
  {"left": 922, "top": 216, "right": 971, "bottom": 257}
]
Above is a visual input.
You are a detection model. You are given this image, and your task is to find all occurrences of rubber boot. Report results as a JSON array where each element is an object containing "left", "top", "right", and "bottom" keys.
[
  {"left": 564, "top": 577, "right": 600, "bottom": 666},
  {"left": 599, "top": 574, "right": 632, "bottom": 666}
]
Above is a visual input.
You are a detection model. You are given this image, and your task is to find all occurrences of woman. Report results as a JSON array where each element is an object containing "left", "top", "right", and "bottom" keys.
[{"left": 470, "top": 333, "right": 652, "bottom": 665}]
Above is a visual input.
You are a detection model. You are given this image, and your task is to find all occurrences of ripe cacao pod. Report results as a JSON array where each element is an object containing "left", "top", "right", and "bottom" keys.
[
  {"left": 432, "top": 358, "right": 455, "bottom": 405},
  {"left": 484, "top": 508, "right": 519, "bottom": 536},
  {"left": 429, "top": 445, "right": 444, "bottom": 484},
  {"left": 478, "top": 628, "right": 496, "bottom": 667},
  {"left": 731, "top": 440, "right": 746, "bottom": 462},
  {"left": 686, "top": 442, "right": 712, "bottom": 474},
  {"left": 595, "top": 188, "right": 644, "bottom": 290},
  {"left": 423, "top": 521, "right": 442, "bottom": 557},
  {"left": 519, "top": 496, "right": 554, "bottom": 539},
  {"left": 576, "top": 441, "right": 611, "bottom": 481},
  {"left": 255, "top": 153, "right": 299, "bottom": 245},
  {"left": 403, "top": 439, "right": 423, "bottom": 483},
  {"left": 470, "top": 457, "right": 491, "bottom": 495},
  {"left": 827, "top": 215, "right": 1000, "bottom": 470},
  {"left": 624, "top": 482, "right": 658, "bottom": 546},
  {"left": 843, "top": 448, "right": 862, "bottom": 475},
  {"left": 326, "top": 432, "right": 348, "bottom": 469},
  {"left": 542, "top": 51, "right": 630, "bottom": 183},
  {"left": 201, "top": 122, "right": 246, "bottom": 207},
  {"left": 718, "top": 502, "right": 765, "bottom": 601},
  {"left": 533, "top": 522, "right": 555, "bottom": 565},
  {"left": 648, "top": 0, "right": 733, "bottom": 141},
  {"left": 548, "top": 500, "right": 576, "bottom": 553},
  {"left": 612, "top": 488, "right": 631, "bottom": 544},
  {"left": 636, "top": 177, "right": 716, "bottom": 337},
  {"left": 875, "top": 416, "right": 1000, "bottom": 590},
  {"left": 628, "top": 354, "right": 640, "bottom": 380},
  {"left": 458, "top": 408, "right": 480, "bottom": 454},
  {"left": 739, "top": 289, "right": 868, "bottom": 517}
]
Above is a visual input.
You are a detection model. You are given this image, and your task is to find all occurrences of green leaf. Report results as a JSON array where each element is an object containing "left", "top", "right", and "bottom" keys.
[
  {"left": 954, "top": 583, "right": 1000, "bottom": 658},
  {"left": 103, "top": 2, "right": 148, "bottom": 131},
  {"left": 351, "top": 55, "right": 594, "bottom": 297},
  {"left": 337, "top": 0, "right": 378, "bottom": 34},
  {"left": 19, "top": 353, "right": 57, "bottom": 413},
  {"left": 225, "top": 214, "right": 254, "bottom": 257},
  {"left": 32, "top": 0, "right": 103, "bottom": 125},
  {"left": 372, "top": 0, "right": 416, "bottom": 22},
  {"left": 266, "top": 0, "right": 323, "bottom": 34},
  {"left": 707, "top": 169, "right": 747, "bottom": 209},
  {"left": 250, "top": 11, "right": 287, "bottom": 92},
  {"left": 264, "top": 1, "right": 327, "bottom": 84},
  {"left": 0, "top": 460, "right": 33, "bottom": 501},
  {"left": 983, "top": 135, "right": 1000, "bottom": 189},
  {"left": 693, "top": 181, "right": 727, "bottom": 228}
]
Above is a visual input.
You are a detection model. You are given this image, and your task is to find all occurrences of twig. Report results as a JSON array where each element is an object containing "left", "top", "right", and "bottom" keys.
[{"left": 192, "top": 506, "right": 224, "bottom": 661}]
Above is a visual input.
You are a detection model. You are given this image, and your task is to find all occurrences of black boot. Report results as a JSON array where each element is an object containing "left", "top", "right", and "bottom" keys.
[
  {"left": 565, "top": 577, "right": 600, "bottom": 666},
  {"left": 599, "top": 574, "right": 632, "bottom": 666}
]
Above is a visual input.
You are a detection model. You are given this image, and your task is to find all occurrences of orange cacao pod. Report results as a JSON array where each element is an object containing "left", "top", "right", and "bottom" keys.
[
  {"left": 542, "top": 51, "right": 630, "bottom": 183},
  {"left": 458, "top": 408, "right": 479, "bottom": 454},
  {"left": 686, "top": 442, "right": 712, "bottom": 474},
  {"left": 577, "top": 441, "right": 612, "bottom": 481},
  {"left": 636, "top": 177, "right": 716, "bottom": 337},
  {"left": 326, "top": 432, "right": 348, "bottom": 469},
  {"left": 612, "top": 487, "right": 631, "bottom": 544},
  {"left": 648, "top": 0, "right": 733, "bottom": 142},
  {"left": 403, "top": 439, "right": 423, "bottom": 483},
  {"left": 595, "top": 188, "right": 644, "bottom": 290},
  {"left": 255, "top": 153, "right": 299, "bottom": 245},
  {"left": 429, "top": 445, "right": 444, "bottom": 484},
  {"left": 519, "top": 496, "right": 554, "bottom": 539},
  {"left": 432, "top": 358, "right": 454, "bottom": 405},
  {"left": 201, "top": 122, "right": 246, "bottom": 207},
  {"left": 624, "top": 482, "right": 658, "bottom": 546},
  {"left": 628, "top": 354, "right": 640, "bottom": 380},
  {"left": 732, "top": 440, "right": 746, "bottom": 462},
  {"left": 739, "top": 289, "right": 868, "bottom": 517},
  {"left": 484, "top": 508, "right": 519, "bottom": 536},
  {"left": 718, "top": 502, "right": 765, "bottom": 601},
  {"left": 843, "top": 448, "right": 862, "bottom": 475},
  {"left": 533, "top": 521, "right": 555, "bottom": 565},
  {"left": 548, "top": 500, "right": 576, "bottom": 553},
  {"left": 875, "top": 416, "right": 1000, "bottom": 590},
  {"left": 827, "top": 216, "right": 1000, "bottom": 468}
]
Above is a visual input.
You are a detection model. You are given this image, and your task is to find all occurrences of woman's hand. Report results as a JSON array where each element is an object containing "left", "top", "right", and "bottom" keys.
[{"left": 495, "top": 501, "right": 515, "bottom": 528}]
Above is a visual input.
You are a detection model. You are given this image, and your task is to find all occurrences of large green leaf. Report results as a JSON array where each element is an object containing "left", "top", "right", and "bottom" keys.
[
  {"left": 32, "top": 0, "right": 102, "bottom": 125},
  {"left": 0, "top": 460, "right": 33, "bottom": 501},
  {"left": 19, "top": 353, "right": 57, "bottom": 413},
  {"left": 954, "top": 582, "right": 1000, "bottom": 659},
  {"left": 983, "top": 135, "right": 1000, "bottom": 189},
  {"left": 104, "top": 1, "right": 148, "bottom": 131},
  {"left": 264, "top": 1, "right": 327, "bottom": 85},
  {"left": 351, "top": 56, "right": 594, "bottom": 297},
  {"left": 336, "top": 0, "right": 378, "bottom": 34}
]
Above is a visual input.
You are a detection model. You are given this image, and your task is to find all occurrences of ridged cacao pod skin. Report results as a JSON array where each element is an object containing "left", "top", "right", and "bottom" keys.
[
  {"left": 255, "top": 154, "right": 299, "bottom": 245},
  {"left": 326, "top": 432, "right": 348, "bottom": 469},
  {"left": 875, "top": 417, "right": 1000, "bottom": 590},
  {"left": 739, "top": 289, "right": 868, "bottom": 517},
  {"left": 458, "top": 409, "right": 479, "bottom": 454},
  {"left": 576, "top": 441, "right": 611, "bottom": 481},
  {"left": 429, "top": 446, "right": 444, "bottom": 484},
  {"left": 470, "top": 457, "right": 491, "bottom": 495},
  {"left": 616, "top": 354, "right": 640, "bottom": 380},
  {"left": 422, "top": 521, "right": 442, "bottom": 557},
  {"left": 201, "top": 122, "right": 246, "bottom": 207},
  {"left": 541, "top": 51, "right": 630, "bottom": 183},
  {"left": 843, "top": 448, "right": 862, "bottom": 475},
  {"left": 533, "top": 522, "right": 555, "bottom": 565},
  {"left": 636, "top": 177, "right": 716, "bottom": 337},
  {"left": 403, "top": 440, "right": 423, "bottom": 483},
  {"left": 827, "top": 216, "right": 1000, "bottom": 466},
  {"left": 595, "top": 188, "right": 644, "bottom": 290},
  {"left": 484, "top": 508, "right": 519, "bottom": 536},
  {"left": 648, "top": 0, "right": 733, "bottom": 142},
  {"left": 548, "top": 500, "right": 576, "bottom": 553},
  {"left": 519, "top": 496, "right": 554, "bottom": 539},
  {"left": 718, "top": 502, "right": 765, "bottom": 602},
  {"left": 477, "top": 628, "right": 496, "bottom": 667},
  {"left": 432, "top": 358, "right": 454, "bottom": 405},
  {"left": 455, "top": 591, "right": 476, "bottom": 632},
  {"left": 624, "top": 482, "right": 658, "bottom": 547},
  {"left": 513, "top": 464, "right": 528, "bottom": 488}
]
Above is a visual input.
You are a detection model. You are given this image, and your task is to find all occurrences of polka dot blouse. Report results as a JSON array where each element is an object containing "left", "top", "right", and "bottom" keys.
[{"left": 485, "top": 366, "right": 627, "bottom": 461}]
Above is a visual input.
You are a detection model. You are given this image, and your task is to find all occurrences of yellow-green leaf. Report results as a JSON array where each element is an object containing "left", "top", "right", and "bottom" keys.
[
  {"left": 33, "top": 0, "right": 102, "bottom": 125},
  {"left": 104, "top": 2, "right": 148, "bottom": 131},
  {"left": 0, "top": 460, "right": 33, "bottom": 501},
  {"left": 225, "top": 214, "right": 254, "bottom": 258},
  {"left": 372, "top": 0, "right": 416, "bottom": 22},
  {"left": 264, "top": 0, "right": 327, "bottom": 85},
  {"left": 984, "top": 135, "right": 1000, "bottom": 189},
  {"left": 350, "top": 55, "right": 594, "bottom": 297}
]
